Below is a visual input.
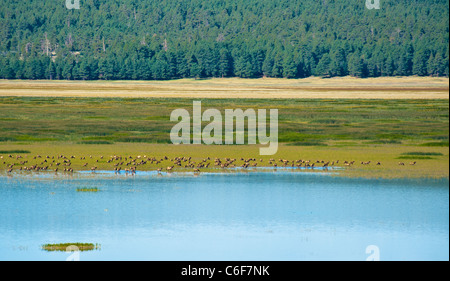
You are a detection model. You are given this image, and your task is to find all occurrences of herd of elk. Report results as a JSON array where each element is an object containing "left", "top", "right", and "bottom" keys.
[{"left": 2, "top": 152, "right": 426, "bottom": 176}]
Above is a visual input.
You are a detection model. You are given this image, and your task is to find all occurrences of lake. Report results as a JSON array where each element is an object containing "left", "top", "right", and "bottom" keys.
[{"left": 0, "top": 170, "right": 448, "bottom": 261}]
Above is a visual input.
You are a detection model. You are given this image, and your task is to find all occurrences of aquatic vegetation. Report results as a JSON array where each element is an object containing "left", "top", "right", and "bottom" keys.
[
  {"left": 41, "top": 243, "right": 100, "bottom": 252},
  {"left": 76, "top": 187, "right": 100, "bottom": 192}
]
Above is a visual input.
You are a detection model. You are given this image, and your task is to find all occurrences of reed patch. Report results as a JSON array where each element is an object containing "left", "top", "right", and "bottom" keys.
[
  {"left": 76, "top": 187, "right": 100, "bottom": 192},
  {"left": 41, "top": 243, "right": 100, "bottom": 252}
]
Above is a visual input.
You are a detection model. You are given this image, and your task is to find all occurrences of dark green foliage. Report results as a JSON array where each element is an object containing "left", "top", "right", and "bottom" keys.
[
  {"left": 79, "top": 140, "right": 114, "bottom": 144},
  {"left": 0, "top": 0, "right": 448, "bottom": 80},
  {"left": 420, "top": 141, "right": 449, "bottom": 147},
  {"left": 0, "top": 150, "right": 30, "bottom": 154},
  {"left": 402, "top": 152, "right": 444, "bottom": 156},
  {"left": 397, "top": 156, "right": 434, "bottom": 159}
]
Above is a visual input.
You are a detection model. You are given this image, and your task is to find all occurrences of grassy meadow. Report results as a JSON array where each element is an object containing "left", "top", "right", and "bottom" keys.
[
  {"left": 0, "top": 78, "right": 448, "bottom": 179},
  {"left": 0, "top": 76, "right": 448, "bottom": 99}
]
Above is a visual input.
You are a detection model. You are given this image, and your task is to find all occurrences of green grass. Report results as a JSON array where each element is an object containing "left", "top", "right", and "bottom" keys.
[
  {"left": 0, "top": 142, "right": 447, "bottom": 179},
  {"left": 402, "top": 152, "right": 444, "bottom": 156},
  {"left": 397, "top": 151, "right": 445, "bottom": 160},
  {"left": 420, "top": 141, "right": 449, "bottom": 147},
  {"left": 0, "top": 150, "right": 31, "bottom": 154},
  {"left": 0, "top": 97, "right": 448, "bottom": 146},
  {"left": 0, "top": 137, "right": 17, "bottom": 142},
  {"left": 14, "top": 135, "right": 58, "bottom": 142},
  {"left": 397, "top": 156, "right": 434, "bottom": 160},
  {"left": 41, "top": 243, "right": 100, "bottom": 252},
  {"left": 0, "top": 96, "right": 448, "bottom": 179},
  {"left": 367, "top": 140, "right": 403, "bottom": 144},
  {"left": 286, "top": 141, "right": 328, "bottom": 146},
  {"left": 76, "top": 187, "right": 100, "bottom": 192},
  {"left": 79, "top": 140, "right": 114, "bottom": 145}
]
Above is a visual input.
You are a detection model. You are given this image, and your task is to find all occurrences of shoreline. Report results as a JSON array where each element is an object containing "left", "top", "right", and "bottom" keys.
[
  {"left": 1, "top": 143, "right": 448, "bottom": 180},
  {"left": 1, "top": 166, "right": 448, "bottom": 181}
]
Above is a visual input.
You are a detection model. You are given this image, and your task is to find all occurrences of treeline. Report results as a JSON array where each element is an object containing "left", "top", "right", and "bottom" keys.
[{"left": 0, "top": 0, "right": 448, "bottom": 80}]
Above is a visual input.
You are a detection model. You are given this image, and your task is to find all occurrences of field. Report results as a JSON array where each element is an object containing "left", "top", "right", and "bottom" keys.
[
  {"left": 0, "top": 76, "right": 448, "bottom": 99},
  {"left": 0, "top": 77, "right": 448, "bottom": 179}
]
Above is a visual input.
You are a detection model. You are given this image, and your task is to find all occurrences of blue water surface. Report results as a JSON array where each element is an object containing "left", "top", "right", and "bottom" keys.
[{"left": 0, "top": 170, "right": 448, "bottom": 261}]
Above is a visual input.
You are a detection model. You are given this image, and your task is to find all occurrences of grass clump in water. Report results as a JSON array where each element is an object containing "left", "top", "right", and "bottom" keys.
[
  {"left": 42, "top": 243, "right": 100, "bottom": 252},
  {"left": 76, "top": 187, "right": 100, "bottom": 192}
]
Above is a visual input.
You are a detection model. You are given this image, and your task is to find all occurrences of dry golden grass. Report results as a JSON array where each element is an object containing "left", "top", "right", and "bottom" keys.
[{"left": 0, "top": 76, "right": 448, "bottom": 99}]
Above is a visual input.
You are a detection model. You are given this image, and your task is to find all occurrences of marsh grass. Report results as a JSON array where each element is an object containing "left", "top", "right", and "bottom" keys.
[
  {"left": 0, "top": 97, "right": 448, "bottom": 147},
  {"left": 41, "top": 243, "right": 100, "bottom": 252},
  {"left": 79, "top": 140, "right": 114, "bottom": 145},
  {"left": 420, "top": 141, "right": 449, "bottom": 147},
  {"left": 286, "top": 141, "right": 328, "bottom": 146},
  {"left": 0, "top": 150, "right": 30, "bottom": 154},
  {"left": 397, "top": 156, "right": 435, "bottom": 160},
  {"left": 397, "top": 151, "right": 445, "bottom": 160},
  {"left": 0, "top": 143, "right": 447, "bottom": 179},
  {"left": 402, "top": 152, "right": 444, "bottom": 156},
  {"left": 0, "top": 80, "right": 448, "bottom": 179},
  {"left": 76, "top": 187, "right": 100, "bottom": 192},
  {"left": 0, "top": 137, "right": 17, "bottom": 142},
  {"left": 367, "top": 140, "right": 402, "bottom": 144}
]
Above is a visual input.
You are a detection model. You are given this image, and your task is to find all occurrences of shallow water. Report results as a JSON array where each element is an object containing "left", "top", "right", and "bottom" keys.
[{"left": 0, "top": 170, "right": 448, "bottom": 261}]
